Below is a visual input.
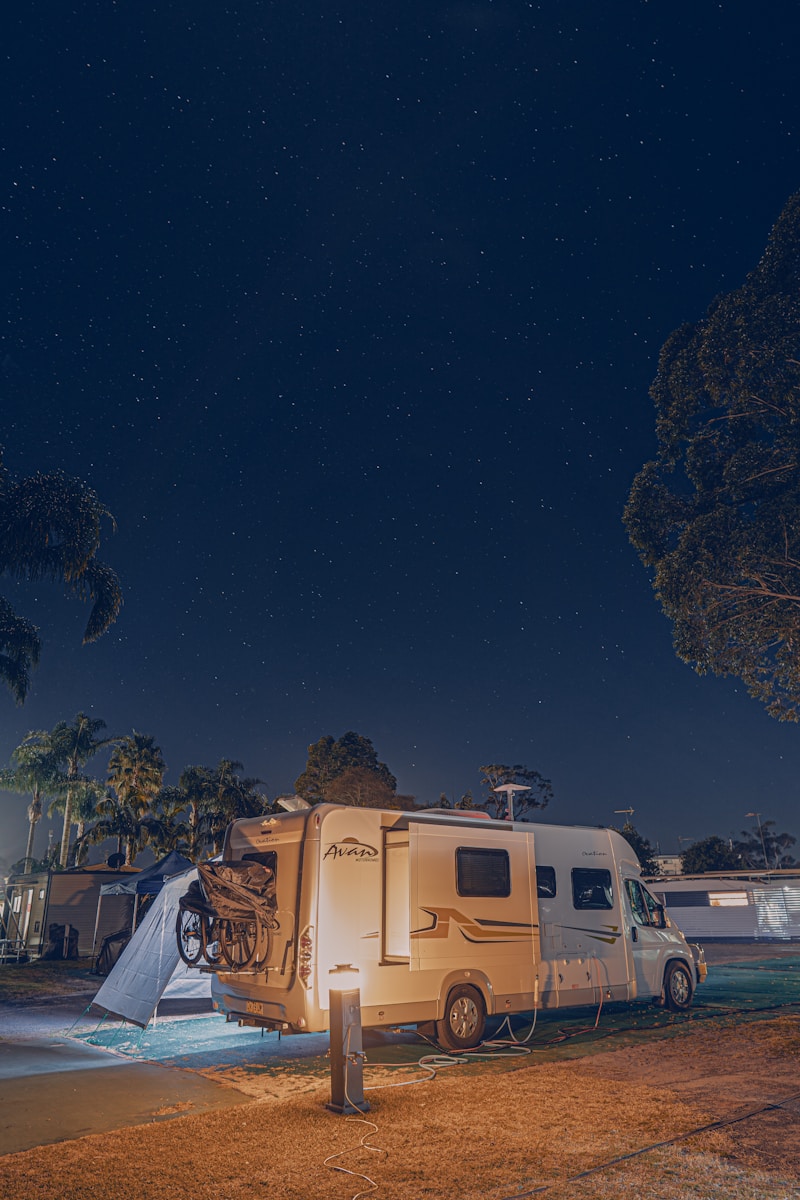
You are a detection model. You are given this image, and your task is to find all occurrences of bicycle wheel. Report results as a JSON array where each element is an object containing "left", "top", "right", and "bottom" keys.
[
  {"left": 219, "top": 917, "right": 260, "bottom": 969},
  {"left": 176, "top": 908, "right": 204, "bottom": 966},
  {"left": 202, "top": 916, "right": 224, "bottom": 965}
]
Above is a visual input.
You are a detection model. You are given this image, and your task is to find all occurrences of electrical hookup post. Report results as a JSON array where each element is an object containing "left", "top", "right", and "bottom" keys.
[{"left": 327, "top": 964, "right": 370, "bottom": 1115}]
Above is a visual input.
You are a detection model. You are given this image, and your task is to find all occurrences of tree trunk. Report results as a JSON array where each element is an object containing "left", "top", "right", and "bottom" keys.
[
  {"left": 24, "top": 789, "right": 41, "bottom": 864},
  {"left": 59, "top": 790, "right": 73, "bottom": 869}
]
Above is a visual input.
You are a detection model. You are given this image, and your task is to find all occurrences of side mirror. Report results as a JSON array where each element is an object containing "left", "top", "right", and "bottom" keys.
[{"left": 653, "top": 904, "right": 667, "bottom": 929}]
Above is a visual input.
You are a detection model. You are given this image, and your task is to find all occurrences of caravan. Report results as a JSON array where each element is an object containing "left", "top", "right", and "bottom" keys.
[{"left": 195, "top": 805, "right": 706, "bottom": 1049}]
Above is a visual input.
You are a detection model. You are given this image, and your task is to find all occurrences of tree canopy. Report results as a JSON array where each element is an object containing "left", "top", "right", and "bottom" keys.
[
  {"left": 624, "top": 192, "right": 800, "bottom": 720},
  {"left": 679, "top": 835, "right": 742, "bottom": 874},
  {"left": 294, "top": 732, "right": 399, "bottom": 807},
  {"left": 735, "top": 819, "right": 797, "bottom": 870},
  {"left": 0, "top": 448, "right": 123, "bottom": 703}
]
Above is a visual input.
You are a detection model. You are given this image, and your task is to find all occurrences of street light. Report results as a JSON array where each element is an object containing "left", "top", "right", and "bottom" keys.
[{"left": 746, "top": 812, "right": 769, "bottom": 871}]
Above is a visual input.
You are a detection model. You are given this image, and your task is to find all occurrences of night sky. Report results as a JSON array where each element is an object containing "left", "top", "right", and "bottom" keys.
[{"left": 3, "top": 2, "right": 800, "bottom": 865}]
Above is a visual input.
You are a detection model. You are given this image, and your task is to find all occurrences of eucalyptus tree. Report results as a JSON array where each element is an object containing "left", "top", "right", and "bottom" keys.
[
  {"left": 624, "top": 192, "right": 800, "bottom": 721},
  {"left": 0, "top": 447, "right": 123, "bottom": 703},
  {"left": 0, "top": 739, "right": 66, "bottom": 869},
  {"left": 26, "top": 713, "right": 117, "bottom": 867},
  {"left": 735, "top": 820, "right": 797, "bottom": 870}
]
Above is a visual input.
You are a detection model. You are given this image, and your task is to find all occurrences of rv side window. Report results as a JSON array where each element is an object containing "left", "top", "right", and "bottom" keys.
[
  {"left": 536, "top": 866, "right": 556, "bottom": 898},
  {"left": 625, "top": 879, "right": 665, "bottom": 927},
  {"left": 456, "top": 847, "right": 511, "bottom": 898},
  {"left": 572, "top": 868, "right": 613, "bottom": 910}
]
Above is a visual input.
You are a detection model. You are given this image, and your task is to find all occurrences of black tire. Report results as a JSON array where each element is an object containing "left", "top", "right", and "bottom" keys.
[
  {"left": 176, "top": 908, "right": 204, "bottom": 966},
  {"left": 664, "top": 960, "right": 693, "bottom": 1012},
  {"left": 253, "top": 919, "right": 273, "bottom": 967},
  {"left": 203, "top": 917, "right": 224, "bottom": 965},
  {"left": 435, "top": 984, "right": 487, "bottom": 1050},
  {"left": 219, "top": 917, "right": 260, "bottom": 969}
]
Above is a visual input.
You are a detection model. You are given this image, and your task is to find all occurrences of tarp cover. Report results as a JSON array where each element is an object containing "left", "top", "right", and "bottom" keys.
[
  {"left": 194, "top": 860, "right": 276, "bottom": 920},
  {"left": 92, "top": 869, "right": 210, "bottom": 1026},
  {"left": 99, "top": 850, "right": 195, "bottom": 897}
]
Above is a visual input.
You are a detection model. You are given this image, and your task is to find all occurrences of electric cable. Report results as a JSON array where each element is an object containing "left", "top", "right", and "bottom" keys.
[
  {"left": 323, "top": 1021, "right": 387, "bottom": 1200},
  {"left": 499, "top": 1087, "right": 800, "bottom": 1197}
]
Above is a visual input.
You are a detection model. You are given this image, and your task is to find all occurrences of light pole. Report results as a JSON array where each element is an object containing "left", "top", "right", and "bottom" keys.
[{"left": 746, "top": 812, "right": 769, "bottom": 871}]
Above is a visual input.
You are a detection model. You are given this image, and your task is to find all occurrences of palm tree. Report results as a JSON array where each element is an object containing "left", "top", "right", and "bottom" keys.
[
  {"left": 77, "top": 792, "right": 169, "bottom": 866},
  {"left": 0, "top": 738, "right": 67, "bottom": 870},
  {"left": 104, "top": 733, "right": 166, "bottom": 864},
  {"left": 49, "top": 778, "right": 106, "bottom": 865},
  {"left": 26, "top": 714, "right": 117, "bottom": 868},
  {"left": 172, "top": 760, "right": 270, "bottom": 861},
  {"left": 0, "top": 447, "right": 123, "bottom": 703},
  {"left": 148, "top": 786, "right": 191, "bottom": 857},
  {"left": 107, "top": 733, "right": 166, "bottom": 811}
]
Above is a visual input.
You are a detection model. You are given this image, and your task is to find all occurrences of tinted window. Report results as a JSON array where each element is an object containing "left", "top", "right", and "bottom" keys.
[
  {"left": 572, "top": 867, "right": 613, "bottom": 910},
  {"left": 536, "top": 865, "right": 557, "bottom": 898},
  {"left": 456, "top": 847, "right": 511, "bottom": 897}
]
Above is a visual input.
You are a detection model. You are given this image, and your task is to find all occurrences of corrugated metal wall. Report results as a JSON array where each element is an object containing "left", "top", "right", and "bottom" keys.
[
  {"left": 47, "top": 876, "right": 134, "bottom": 957},
  {"left": 656, "top": 883, "right": 800, "bottom": 940}
]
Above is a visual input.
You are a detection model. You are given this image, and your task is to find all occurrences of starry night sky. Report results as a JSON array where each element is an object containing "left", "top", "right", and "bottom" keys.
[{"left": 2, "top": 2, "right": 800, "bottom": 864}]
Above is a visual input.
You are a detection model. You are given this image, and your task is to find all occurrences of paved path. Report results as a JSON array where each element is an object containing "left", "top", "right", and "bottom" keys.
[{"left": 0, "top": 1026, "right": 250, "bottom": 1156}]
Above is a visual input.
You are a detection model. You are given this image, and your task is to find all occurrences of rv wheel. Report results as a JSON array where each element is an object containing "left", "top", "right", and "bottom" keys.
[
  {"left": 436, "top": 984, "right": 487, "bottom": 1051},
  {"left": 663, "top": 961, "right": 693, "bottom": 1012}
]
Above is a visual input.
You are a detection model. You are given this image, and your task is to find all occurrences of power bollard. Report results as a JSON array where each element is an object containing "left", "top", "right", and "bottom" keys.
[{"left": 327, "top": 964, "right": 370, "bottom": 1115}]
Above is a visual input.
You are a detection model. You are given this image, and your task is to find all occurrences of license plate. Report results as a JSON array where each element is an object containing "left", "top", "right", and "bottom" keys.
[{"left": 246, "top": 1000, "right": 264, "bottom": 1015}]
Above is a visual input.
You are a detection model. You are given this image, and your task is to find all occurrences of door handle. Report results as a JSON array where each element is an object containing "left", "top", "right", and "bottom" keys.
[{"left": 631, "top": 927, "right": 638, "bottom": 942}]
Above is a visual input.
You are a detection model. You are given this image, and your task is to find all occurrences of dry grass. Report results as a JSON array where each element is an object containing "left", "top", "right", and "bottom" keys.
[
  {"left": 1, "top": 1053, "right": 796, "bottom": 1200},
  {"left": 0, "top": 958, "right": 97, "bottom": 1002}
]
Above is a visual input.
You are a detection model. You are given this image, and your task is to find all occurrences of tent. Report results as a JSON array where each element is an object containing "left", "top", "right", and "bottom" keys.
[
  {"left": 91, "top": 850, "right": 196, "bottom": 958},
  {"left": 132, "top": 850, "right": 195, "bottom": 895},
  {"left": 92, "top": 868, "right": 211, "bottom": 1026}
]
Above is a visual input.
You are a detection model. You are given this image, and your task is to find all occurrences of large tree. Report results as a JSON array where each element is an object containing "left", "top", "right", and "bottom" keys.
[
  {"left": 294, "top": 732, "right": 398, "bottom": 805},
  {"left": 624, "top": 192, "right": 800, "bottom": 720},
  {"left": 0, "top": 448, "right": 123, "bottom": 703}
]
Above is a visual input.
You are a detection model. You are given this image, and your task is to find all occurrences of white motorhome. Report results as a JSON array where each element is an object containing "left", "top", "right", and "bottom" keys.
[{"left": 203, "top": 804, "right": 706, "bottom": 1049}]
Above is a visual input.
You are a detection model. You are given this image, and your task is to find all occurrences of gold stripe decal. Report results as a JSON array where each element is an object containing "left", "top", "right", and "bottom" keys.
[{"left": 411, "top": 907, "right": 535, "bottom": 944}]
